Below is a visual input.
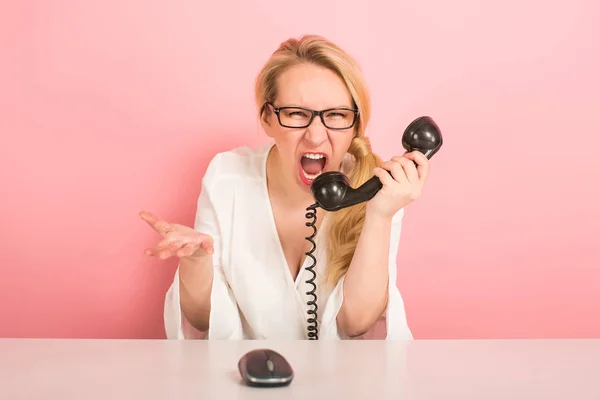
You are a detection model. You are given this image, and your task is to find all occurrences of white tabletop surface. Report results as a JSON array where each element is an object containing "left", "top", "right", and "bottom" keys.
[{"left": 1, "top": 338, "right": 599, "bottom": 399}]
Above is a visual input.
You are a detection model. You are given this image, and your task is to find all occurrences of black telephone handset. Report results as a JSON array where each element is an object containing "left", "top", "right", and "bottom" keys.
[
  {"left": 310, "top": 116, "right": 443, "bottom": 211},
  {"left": 303, "top": 116, "right": 443, "bottom": 339}
]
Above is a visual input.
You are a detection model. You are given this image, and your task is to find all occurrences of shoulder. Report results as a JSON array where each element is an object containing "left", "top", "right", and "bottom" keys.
[{"left": 203, "top": 142, "right": 273, "bottom": 188}]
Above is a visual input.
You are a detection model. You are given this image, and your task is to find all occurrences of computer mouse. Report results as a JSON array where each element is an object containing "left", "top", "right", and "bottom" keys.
[{"left": 237, "top": 348, "right": 294, "bottom": 387}]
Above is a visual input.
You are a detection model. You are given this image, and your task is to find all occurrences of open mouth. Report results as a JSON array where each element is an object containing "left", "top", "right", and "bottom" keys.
[{"left": 299, "top": 153, "right": 327, "bottom": 184}]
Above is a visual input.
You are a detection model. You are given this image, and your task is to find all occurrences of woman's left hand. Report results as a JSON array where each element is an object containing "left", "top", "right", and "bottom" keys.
[{"left": 366, "top": 151, "right": 430, "bottom": 220}]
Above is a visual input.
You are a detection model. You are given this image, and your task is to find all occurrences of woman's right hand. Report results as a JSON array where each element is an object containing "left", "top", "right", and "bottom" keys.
[{"left": 139, "top": 211, "right": 214, "bottom": 259}]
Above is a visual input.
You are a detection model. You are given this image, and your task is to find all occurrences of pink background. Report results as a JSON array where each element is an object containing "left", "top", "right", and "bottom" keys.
[{"left": 1, "top": 0, "right": 599, "bottom": 339}]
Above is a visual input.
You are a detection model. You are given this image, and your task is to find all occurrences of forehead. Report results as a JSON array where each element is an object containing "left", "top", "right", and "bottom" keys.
[{"left": 275, "top": 63, "right": 353, "bottom": 108}]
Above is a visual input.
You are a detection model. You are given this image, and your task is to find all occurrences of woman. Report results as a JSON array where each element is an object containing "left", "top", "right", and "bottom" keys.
[{"left": 140, "top": 35, "right": 430, "bottom": 340}]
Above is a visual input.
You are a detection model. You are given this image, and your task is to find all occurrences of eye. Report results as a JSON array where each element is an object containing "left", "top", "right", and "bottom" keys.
[
  {"left": 284, "top": 109, "right": 310, "bottom": 119},
  {"left": 325, "top": 110, "right": 352, "bottom": 119}
]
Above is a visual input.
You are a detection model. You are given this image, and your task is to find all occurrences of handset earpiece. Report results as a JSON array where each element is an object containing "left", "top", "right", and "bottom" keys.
[
  {"left": 402, "top": 115, "right": 443, "bottom": 159},
  {"left": 310, "top": 116, "right": 443, "bottom": 212}
]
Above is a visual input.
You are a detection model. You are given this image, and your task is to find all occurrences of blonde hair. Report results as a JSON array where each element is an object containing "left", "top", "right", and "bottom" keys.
[{"left": 255, "top": 35, "right": 381, "bottom": 285}]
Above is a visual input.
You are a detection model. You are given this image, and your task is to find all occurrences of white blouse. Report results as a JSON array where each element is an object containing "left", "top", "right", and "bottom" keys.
[{"left": 163, "top": 142, "right": 413, "bottom": 340}]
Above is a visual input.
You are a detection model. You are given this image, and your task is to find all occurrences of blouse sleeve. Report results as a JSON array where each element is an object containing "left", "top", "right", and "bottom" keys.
[
  {"left": 319, "top": 208, "right": 413, "bottom": 340},
  {"left": 163, "top": 155, "right": 244, "bottom": 340}
]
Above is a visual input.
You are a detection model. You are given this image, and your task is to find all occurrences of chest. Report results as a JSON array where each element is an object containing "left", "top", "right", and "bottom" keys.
[{"left": 270, "top": 202, "right": 325, "bottom": 281}]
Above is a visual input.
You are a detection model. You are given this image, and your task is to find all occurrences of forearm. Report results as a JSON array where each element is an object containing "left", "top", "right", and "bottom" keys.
[
  {"left": 178, "top": 254, "right": 214, "bottom": 332},
  {"left": 337, "top": 209, "right": 393, "bottom": 337}
]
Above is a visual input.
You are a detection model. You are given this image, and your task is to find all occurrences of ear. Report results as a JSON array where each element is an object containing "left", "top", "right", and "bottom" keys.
[{"left": 260, "top": 106, "right": 274, "bottom": 137}]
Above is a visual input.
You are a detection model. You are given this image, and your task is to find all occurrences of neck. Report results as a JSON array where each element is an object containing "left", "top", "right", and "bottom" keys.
[{"left": 266, "top": 146, "right": 315, "bottom": 208}]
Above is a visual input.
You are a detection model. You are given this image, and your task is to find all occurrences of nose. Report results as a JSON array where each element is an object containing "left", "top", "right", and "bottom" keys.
[{"left": 304, "top": 115, "right": 328, "bottom": 146}]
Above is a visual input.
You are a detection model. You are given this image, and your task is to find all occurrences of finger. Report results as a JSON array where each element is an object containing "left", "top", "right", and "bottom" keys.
[
  {"left": 144, "top": 244, "right": 176, "bottom": 258},
  {"left": 196, "top": 234, "right": 214, "bottom": 254},
  {"left": 379, "top": 160, "right": 408, "bottom": 185},
  {"left": 201, "top": 239, "right": 214, "bottom": 255},
  {"left": 177, "top": 242, "right": 199, "bottom": 257},
  {"left": 403, "top": 151, "right": 430, "bottom": 182},
  {"left": 181, "top": 241, "right": 215, "bottom": 257},
  {"left": 155, "top": 235, "right": 186, "bottom": 250},
  {"left": 139, "top": 211, "right": 171, "bottom": 236},
  {"left": 373, "top": 166, "right": 398, "bottom": 188},
  {"left": 156, "top": 221, "right": 173, "bottom": 236},
  {"left": 391, "top": 155, "right": 419, "bottom": 184},
  {"left": 176, "top": 240, "right": 214, "bottom": 257},
  {"left": 149, "top": 234, "right": 214, "bottom": 257},
  {"left": 145, "top": 245, "right": 177, "bottom": 259},
  {"left": 157, "top": 247, "right": 177, "bottom": 259},
  {"left": 172, "top": 234, "right": 213, "bottom": 254},
  {"left": 154, "top": 235, "right": 189, "bottom": 251},
  {"left": 139, "top": 211, "right": 160, "bottom": 228},
  {"left": 144, "top": 234, "right": 181, "bottom": 255}
]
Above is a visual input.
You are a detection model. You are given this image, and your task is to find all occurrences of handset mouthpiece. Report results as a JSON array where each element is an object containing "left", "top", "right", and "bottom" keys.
[
  {"left": 310, "top": 172, "right": 383, "bottom": 212},
  {"left": 310, "top": 172, "right": 350, "bottom": 211}
]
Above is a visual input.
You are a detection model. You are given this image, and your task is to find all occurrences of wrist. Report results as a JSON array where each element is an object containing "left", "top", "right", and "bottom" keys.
[{"left": 364, "top": 206, "right": 394, "bottom": 227}]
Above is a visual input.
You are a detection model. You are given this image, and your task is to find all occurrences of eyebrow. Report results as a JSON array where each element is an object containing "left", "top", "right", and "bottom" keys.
[{"left": 276, "top": 103, "right": 355, "bottom": 109}]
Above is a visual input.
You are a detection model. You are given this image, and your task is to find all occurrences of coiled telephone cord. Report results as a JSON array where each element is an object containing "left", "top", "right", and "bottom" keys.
[{"left": 304, "top": 203, "right": 319, "bottom": 340}]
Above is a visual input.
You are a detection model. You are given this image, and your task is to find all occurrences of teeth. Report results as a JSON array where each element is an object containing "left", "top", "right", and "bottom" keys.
[
  {"left": 303, "top": 153, "right": 325, "bottom": 160},
  {"left": 300, "top": 153, "right": 326, "bottom": 181},
  {"left": 302, "top": 170, "right": 323, "bottom": 180}
]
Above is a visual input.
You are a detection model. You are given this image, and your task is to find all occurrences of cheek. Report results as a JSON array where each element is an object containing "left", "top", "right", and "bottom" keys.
[
  {"left": 328, "top": 132, "right": 354, "bottom": 168},
  {"left": 331, "top": 132, "right": 354, "bottom": 155},
  {"left": 271, "top": 129, "right": 302, "bottom": 162}
]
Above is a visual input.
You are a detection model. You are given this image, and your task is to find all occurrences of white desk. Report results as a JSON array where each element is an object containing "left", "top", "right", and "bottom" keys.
[{"left": 1, "top": 338, "right": 599, "bottom": 399}]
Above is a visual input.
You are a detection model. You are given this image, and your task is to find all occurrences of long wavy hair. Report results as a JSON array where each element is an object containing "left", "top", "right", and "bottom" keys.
[{"left": 255, "top": 35, "right": 381, "bottom": 285}]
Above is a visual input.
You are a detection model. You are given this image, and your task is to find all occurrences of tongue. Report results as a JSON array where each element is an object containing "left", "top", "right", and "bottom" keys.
[{"left": 301, "top": 157, "right": 325, "bottom": 175}]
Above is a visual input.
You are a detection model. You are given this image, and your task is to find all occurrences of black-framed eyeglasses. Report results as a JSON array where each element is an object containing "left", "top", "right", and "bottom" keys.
[{"left": 266, "top": 103, "right": 359, "bottom": 130}]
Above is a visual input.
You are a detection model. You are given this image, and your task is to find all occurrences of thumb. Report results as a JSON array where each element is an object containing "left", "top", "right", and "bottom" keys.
[{"left": 197, "top": 234, "right": 214, "bottom": 254}]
